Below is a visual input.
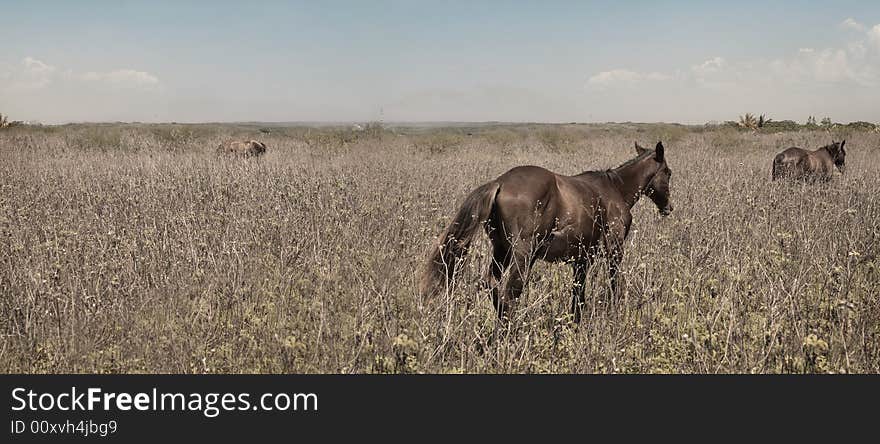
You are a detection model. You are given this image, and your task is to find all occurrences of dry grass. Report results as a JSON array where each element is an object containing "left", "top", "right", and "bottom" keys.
[{"left": 1, "top": 123, "right": 878, "bottom": 373}]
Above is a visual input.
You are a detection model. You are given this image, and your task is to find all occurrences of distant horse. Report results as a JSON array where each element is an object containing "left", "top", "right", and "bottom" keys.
[
  {"left": 772, "top": 140, "right": 846, "bottom": 181},
  {"left": 420, "top": 142, "right": 673, "bottom": 324},
  {"left": 217, "top": 140, "right": 267, "bottom": 157}
]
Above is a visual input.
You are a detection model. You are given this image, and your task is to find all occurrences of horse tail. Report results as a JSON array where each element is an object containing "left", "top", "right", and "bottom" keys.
[
  {"left": 771, "top": 153, "right": 785, "bottom": 180},
  {"left": 419, "top": 181, "right": 501, "bottom": 300}
]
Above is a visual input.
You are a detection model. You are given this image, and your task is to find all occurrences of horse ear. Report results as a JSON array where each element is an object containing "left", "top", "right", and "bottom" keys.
[
  {"left": 655, "top": 141, "right": 665, "bottom": 162},
  {"left": 635, "top": 142, "right": 647, "bottom": 155},
  {"left": 840, "top": 140, "right": 846, "bottom": 150}
]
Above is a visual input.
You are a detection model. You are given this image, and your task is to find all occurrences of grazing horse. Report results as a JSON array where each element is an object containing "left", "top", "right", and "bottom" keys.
[
  {"left": 217, "top": 140, "right": 268, "bottom": 157},
  {"left": 772, "top": 140, "right": 846, "bottom": 181},
  {"left": 420, "top": 142, "right": 673, "bottom": 324}
]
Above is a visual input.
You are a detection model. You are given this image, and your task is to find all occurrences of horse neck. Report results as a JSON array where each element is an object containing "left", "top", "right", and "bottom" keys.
[
  {"left": 815, "top": 145, "right": 834, "bottom": 159},
  {"left": 611, "top": 157, "right": 655, "bottom": 208}
]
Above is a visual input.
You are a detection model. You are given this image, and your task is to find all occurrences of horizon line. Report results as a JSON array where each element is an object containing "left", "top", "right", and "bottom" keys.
[{"left": 22, "top": 118, "right": 876, "bottom": 127}]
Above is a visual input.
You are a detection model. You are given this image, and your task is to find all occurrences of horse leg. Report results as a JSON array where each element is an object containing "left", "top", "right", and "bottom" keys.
[
  {"left": 603, "top": 230, "right": 626, "bottom": 304},
  {"left": 569, "top": 260, "right": 588, "bottom": 324},
  {"left": 485, "top": 242, "right": 511, "bottom": 316},
  {"left": 607, "top": 249, "right": 622, "bottom": 301},
  {"left": 496, "top": 246, "right": 530, "bottom": 323}
]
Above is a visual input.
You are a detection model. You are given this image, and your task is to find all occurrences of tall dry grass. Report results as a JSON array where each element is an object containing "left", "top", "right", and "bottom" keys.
[{"left": 0, "top": 123, "right": 878, "bottom": 373}]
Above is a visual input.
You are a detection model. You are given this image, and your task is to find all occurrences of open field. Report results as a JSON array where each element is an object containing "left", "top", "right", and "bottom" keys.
[{"left": 1, "top": 123, "right": 879, "bottom": 373}]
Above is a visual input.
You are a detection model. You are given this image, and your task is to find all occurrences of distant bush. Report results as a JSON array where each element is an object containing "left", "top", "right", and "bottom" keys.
[
  {"left": 538, "top": 128, "right": 569, "bottom": 152},
  {"left": 360, "top": 122, "right": 387, "bottom": 139},
  {"left": 760, "top": 120, "right": 801, "bottom": 132},
  {"left": 411, "top": 131, "right": 464, "bottom": 154},
  {"left": 300, "top": 122, "right": 389, "bottom": 150},
  {"left": 535, "top": 125, "right": 591, "bottom": 152},
  {"left": 842, "top": 121, "right": 876, "bottom": 131},
  {"left": 727, "top": 114, "right": 876, "bottom": 133},
  {"left": 483, "top": 128, "right": 521, "bottom": 148},
  {"left": 0, "top": 113, "right": 24, "bottom": 129}
]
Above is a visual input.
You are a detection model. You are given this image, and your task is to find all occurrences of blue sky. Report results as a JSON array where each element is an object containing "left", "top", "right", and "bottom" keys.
[{"left": 2, "top": 1, "right": 880, "bottom": 123}]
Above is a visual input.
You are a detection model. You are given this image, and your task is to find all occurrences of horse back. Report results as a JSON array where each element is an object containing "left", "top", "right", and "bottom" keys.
[
  {"left": 493, "top": 166, "right": 561, "bottom": 228},
  {"left": 775, "top": 147, "right": 809, "bottom": 162},
  {"left": 773, "top": 146, "right": 832, "bottom": 180},
  {"left": 491, "top": 166, "right": 623, "bottom": 260}
]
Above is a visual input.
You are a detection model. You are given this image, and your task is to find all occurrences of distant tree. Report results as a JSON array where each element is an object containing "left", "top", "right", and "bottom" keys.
[
  {"left": 737, "top": 113, "right": 773, "bottom": 130},
  {"left": 820, "top": 117, "right": 833, "bottom": 127},
  {"left": 806, "top": 116, "right": 817, "bottom": 126},
  {"left": 0, "top": 113, "right": 23, "bottom": 129},
  {"left": 738, "top": 113, "right": 758, "bottom": 130},
  {"left": 363, "top": 121, "right": 386, "bottom": 138}
]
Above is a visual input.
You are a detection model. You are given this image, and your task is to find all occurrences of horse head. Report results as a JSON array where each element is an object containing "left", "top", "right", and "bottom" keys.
[{"left": 635, "top": 141, "right": 673, "bottom": 216}]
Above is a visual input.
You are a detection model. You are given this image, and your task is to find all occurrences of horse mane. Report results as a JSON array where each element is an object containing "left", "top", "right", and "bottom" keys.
[
  {"left": 818, "top": 142, "right": 840, "bottom": 153},
  {"left": 576, "top": 149, "right": 653, "bottom": 176},
  {"left": 613, "top": 149, "right": 655, "bottom": 170}
]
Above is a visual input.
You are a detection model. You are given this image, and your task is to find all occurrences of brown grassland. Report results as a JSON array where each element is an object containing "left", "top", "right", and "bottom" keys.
[{"left": 1, "top": 122, "right": 878, "bottom": 373}]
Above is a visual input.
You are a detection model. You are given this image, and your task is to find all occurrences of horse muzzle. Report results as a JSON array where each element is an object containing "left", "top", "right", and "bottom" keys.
[{"left": 659, "top": 205, "right": 673, "bottom": 216}]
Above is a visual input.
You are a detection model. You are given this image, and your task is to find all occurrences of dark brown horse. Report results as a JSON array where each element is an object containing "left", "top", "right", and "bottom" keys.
[
  {"left": 217, "top": 140, "right": 268, "bottom": 157},
  {"left": 420, "top": 142, "right": 672, "bottom": 324},
  {"left": 771, "top": 140, "right": 846, "bottom": 181}
]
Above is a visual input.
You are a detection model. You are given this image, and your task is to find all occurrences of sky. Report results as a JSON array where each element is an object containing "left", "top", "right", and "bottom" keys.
[{"left": 2, "top": 0, "right": 880, "bottom": 124}]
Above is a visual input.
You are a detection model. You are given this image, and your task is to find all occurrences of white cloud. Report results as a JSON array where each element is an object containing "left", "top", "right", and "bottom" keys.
[
  {"left": 870, "top": 24, "right": 880, "bottom": 49},
  {"left": 81, "top": 69, "right": 159, "bottom": 86},
  {"left": 587, "top": 69, "right": 671, "bottom": 89},
  {"left": 1, "top": 57, "right": 164, "bottom": 122},
  {"left": 842, "top": 18, "right": 866, "bottom": 32},
  {"left": 588, "top": 18, "right": 880, "bottom": 93},
  {"left": 841, "top": 19, "right": 880, "bottom": 51},
  {"left": 686, "top": 57, "right": 737, "bottom": 89},
  {"left": 691, "top": 57, "right": 725, "bottom": 77},
  {"left": 4, "top": 56, "right": 57, "bottom": 91},
  {"left": 0, "top": 57, "right": 160, "bottom": 94},
  {"left": 23, "top": 56, "right": 56, "bottom": 75},
  {"left": 847, "top": 41, "right": 866, "bottom": 58},
  {"left": 771, "top": 45, "right": 876, "bottom": 86}
]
